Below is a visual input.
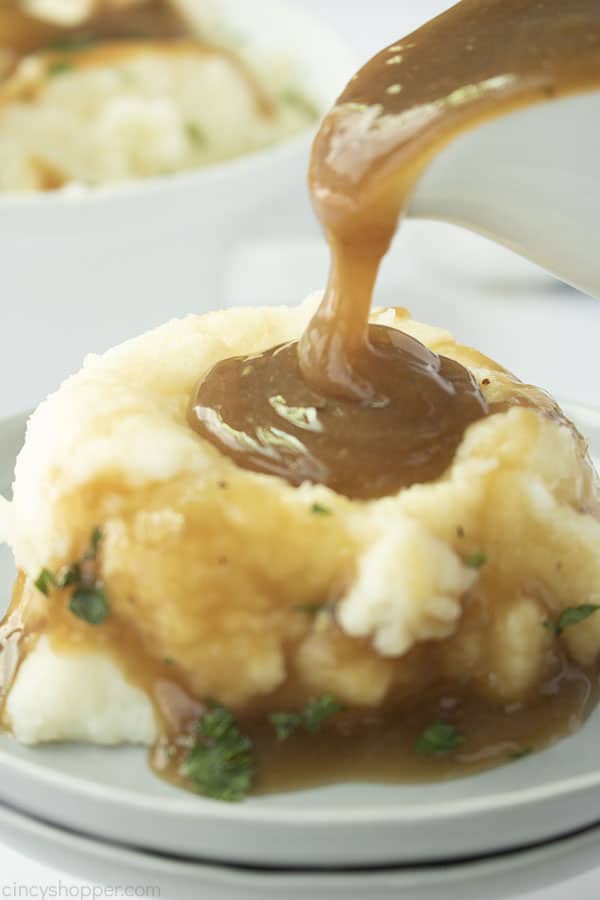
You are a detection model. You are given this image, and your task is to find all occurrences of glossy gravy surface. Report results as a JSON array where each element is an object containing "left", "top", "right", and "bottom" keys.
[
  {"left": 193, "top": 330, "right": 488, "bottom": 499},
  {"left": 191, "top": 0, "right": 600, "bottom": 499}
]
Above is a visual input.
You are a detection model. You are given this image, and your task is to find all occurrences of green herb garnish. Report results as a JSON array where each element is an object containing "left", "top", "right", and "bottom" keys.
[
  {"left": 49, "top": 32, "right": 96, "bottom": 52},
  {"left": 543, "top": 618, "right": 555, "bottom": 632},
  {"left": 57, "top": 563, "right": 81, "bottom": 589},
  {"left": 69, "top": 587, "right": 109, "bottom": 625},
  {"left": 303, "top": 695, "right": 345, "bottom": 732},
  {"left": 183, "top": 705, "right": 255, "bottom": 802},
  {"left": 34, "top": 568, "right": 56, "bottom": 597},
  {"left": 270, "top": 694, "right": 344, "bottom": 741},
  {"left": 48, "top": 60, "right": 73, "bottom": 77},
  {"left": 270, "top": 712, "right": 303, "bottom": 741},
  {"left": 556, "top": 604, "right": 600, "bottom": 636},
  {"left": 118, "top": 68, "right": 138, "bottom": 87},
  {"left": 510, "top": 747, "right": 533, "bottom": 761},
  {"left": 85, "top": 526, "right": 103, "bottom": 559},
  {"left": 293, "top": 601, "right": 333, "bottom": 615},
  {"left": 186, "top": 122, "right": 207, "bottom": 147},
  {"left": 464, "top": 551, "right": 486, "bottom": 569},
  {"left": 34, "top": 528, "right": 108, "bottom": 623},
  {"left": 280, "top": 87, "right": 318, "bottom": 119},
  {"left": 310, "top": 503, "right": 332, "bottom": 516},
  {"left": 416, "top": 722, "right": 464, "bottom": 755}
]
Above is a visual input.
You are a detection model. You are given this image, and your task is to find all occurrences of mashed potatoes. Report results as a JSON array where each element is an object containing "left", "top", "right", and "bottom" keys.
[
  {"left": 2, "top": 295, "right": 600, "bottom": 747},
  {"left": 0, "top": 16, "right": 316, "bottom": 190}
]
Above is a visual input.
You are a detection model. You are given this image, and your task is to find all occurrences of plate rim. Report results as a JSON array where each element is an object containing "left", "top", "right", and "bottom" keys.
[
  {"left": 2, "top": 730, "right": 600, "bottom": 825},
  {"left": 2, "top": 792, "right": 600, "bottom": 882}
]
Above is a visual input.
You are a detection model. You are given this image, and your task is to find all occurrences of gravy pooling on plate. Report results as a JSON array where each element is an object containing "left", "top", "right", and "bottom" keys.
[
  {"left": 191, "top": 0, "right": 600, "bottom": 498},
  {"left": 5, "top": 566, "right": 600, "bottom": 795}
]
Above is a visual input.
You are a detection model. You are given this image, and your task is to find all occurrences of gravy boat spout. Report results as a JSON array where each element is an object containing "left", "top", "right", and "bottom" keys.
[{"left": 409, "top": 91, "right": 600, "bottom": 298}]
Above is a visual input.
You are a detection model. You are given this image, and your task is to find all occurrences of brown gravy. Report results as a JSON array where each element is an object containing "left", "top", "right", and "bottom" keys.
[
  {"left": 157, "top": 660, "right": 600, "bottom": 795},
  {"left": 3, "top": 569, "right": 599, "bottom": 796},
  {"left": 0, "top": 0, "right": 194, "bottom": 59},
  {"left": 192, "top": 330, "right": 488, "bottom": 499},
  {"left": 249, "top": 666, "right": 598, "bottom": 793},
  {"left": 191, "top": 0, "right": 600, "bottom": 499}
]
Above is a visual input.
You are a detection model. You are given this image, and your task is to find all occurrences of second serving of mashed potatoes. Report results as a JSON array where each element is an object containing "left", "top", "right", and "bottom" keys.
[{"left": 0, "top": 0, "right": 318, "bottom": 191}]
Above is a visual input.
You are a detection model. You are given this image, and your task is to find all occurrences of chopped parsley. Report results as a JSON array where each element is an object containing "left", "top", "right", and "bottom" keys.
[
  {"left": 270, "top": 711, "right": 303, "bottom": 741},
  {"left": 270, "top": 694, "right": 344, "bottom": 741},
  {"left": 556, "top": 604, "right": 600, "bottom": 635},
  {"left": 464, "top": 551, "right": 486, "bottom": 569},
  {"left": 49, "top": 33, "right": 96, "bottom": 52},
  {"left": 416, "top": 722, "right": 464, "bottom": 755},
  {"left": 186, "top": 122, "right": 207, "bottom": 147},
  {"left": 294, "top": 601, "right": 334, "bottom": 615},
  {"left": 510, "top": 747, "right": 533, "bottom": 761},
  {"left": 69, "top": 587, "right": 108, "bottom": 626},
  {"left": 34, "top": 568, "right": 56, "bottom": 597},
  {"left": 119, "top": 68, "right": 138, "bottom": 87},
  {"left": 303, "top": 695, "right": 345, "bottom": 732},
  {"left": 47, "top": 60, "right": 73, "bottom": 77},
  {"left": 86, "top": 526, "right": 103, "bottom": 560},
  {"left": 280, "top": 87, "right": 318, "bottom": 119},
  {"left": 183, "top": 705, "right": 255, "bottom": 802},
  {"left": 310, "top": 503, "right": 332, "bottom": 516},
  {"left": 56, "top": 563, "right": 81, "bottom": 589},
  {"left": 33, "top": 527, "right": 109, "bottom": 625}
]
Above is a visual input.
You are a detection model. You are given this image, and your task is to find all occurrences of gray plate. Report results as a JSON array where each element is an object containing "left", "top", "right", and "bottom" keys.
[
  {"left": 1, "top": 404, "right": 600, "bottom": 869},
  {"left": 1, "top": 797, "right": 600, "bottom": 900}
]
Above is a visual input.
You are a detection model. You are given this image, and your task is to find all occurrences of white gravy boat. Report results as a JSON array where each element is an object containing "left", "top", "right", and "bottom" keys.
[{"left": 410, "top": 91, "right": 600, "bottom": 298}]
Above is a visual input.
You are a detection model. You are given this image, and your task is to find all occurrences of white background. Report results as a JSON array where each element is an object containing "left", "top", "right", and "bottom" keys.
[{"left": 2, "top": 0, "right": 600, "bottom": 896}]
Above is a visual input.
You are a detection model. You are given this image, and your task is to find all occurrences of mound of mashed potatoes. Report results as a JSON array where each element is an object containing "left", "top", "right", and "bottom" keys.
[
  {"left": 0, "top": 1, "right": 317, "bottom": 191},
  {"left": 1, "top": 294, "right": 600, "bottom": 754}
]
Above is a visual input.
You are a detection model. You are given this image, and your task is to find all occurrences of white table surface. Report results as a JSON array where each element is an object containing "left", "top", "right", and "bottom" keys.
[{"left": 2, "top": 0, "right": 600, "bottom": 896}]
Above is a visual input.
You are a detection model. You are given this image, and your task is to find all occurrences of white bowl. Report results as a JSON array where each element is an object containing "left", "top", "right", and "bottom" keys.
[
  {"left": 1, "top": 401, "right": 600, "bottom": 869},
  {"left": 0, "top": 0, "right": 355, "bottom": 417}
]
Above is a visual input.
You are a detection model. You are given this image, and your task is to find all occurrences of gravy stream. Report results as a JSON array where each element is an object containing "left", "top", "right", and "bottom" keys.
[
  {"left": 191, "top": 0, "right": 600, "bottom": 499},
  {"left": 190, "top": 0, "right": 600, "bottom": 791}
]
